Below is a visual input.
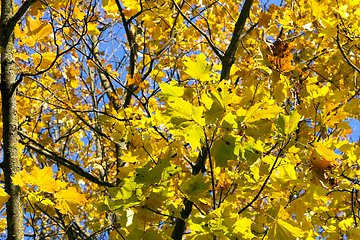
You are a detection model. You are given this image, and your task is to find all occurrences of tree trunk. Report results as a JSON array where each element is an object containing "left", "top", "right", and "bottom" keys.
[{"left": 1, "top": 0, "right": 24, "bottom": 239}]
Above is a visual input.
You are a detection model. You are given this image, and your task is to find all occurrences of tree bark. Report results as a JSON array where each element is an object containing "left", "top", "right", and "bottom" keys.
[
  {"left": 1, "top": 0, "right": 37, "bottom": 238},
  {"left": 1, "top": 0, "right": 23, "bottom": 238}
]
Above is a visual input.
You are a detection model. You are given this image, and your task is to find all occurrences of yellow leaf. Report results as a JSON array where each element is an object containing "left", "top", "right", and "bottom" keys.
[
  {"left": 28, "top": 166, "right": 59, "bottom": 193},
  {"left": 70, "top": 78, "right": 79, "bottom": 88},
  {"left": 121, "top": 0, "right": 140, "bottom": 19},
  {"left": 276, "top": 219, "right": 305, "bottom": 238},
  {"left": 73, "top": 5, "right": 85, "bottom": 20},
  {"left": 55, "top": 187, "right": 87, "bottom": 215},
  {"left": 25, "top": 16, "right": 52, "bottom": 46},
  {"left": 313, "top": 142, "right": 340, "bottom": 168},
  {"left": 121, "top": 151, "right": 138, "bottom": 163},
  {"left": 14, "top": 166, "right": 59, "bottom": 193},
  {"left": 102, "top": 0, "right": 120, "bottom": 18},
  {"left": 33, "top": 52, "right": 58, "bottom": 70},
  {"left": 233, "top": 217, "right": 255, "bottom": 238},
  {"left": 131, "top": 132, "right": 142, "bottom": 149},
  {"left": 183, "top": 53, "right": 212, "bottom": 82},
  {"left": 15, "top": 53, "right": 30, "bottom": 61},
  {"left": 0, "top": 216, "right": 6, "bottom": 234},
  {"left": 349, "top": 227, "right": 360, "bottom": 239},
  {"left": 13, "top": 171, "right": 28, "bottom": 189},
  {"left": 87, "top": 22, "right": 100, "bottom": 36},
  {"left": 122, "top": 0, "right": 139, "bottom": 9},
  {"left": 0, "top": 186, "right": 9, "bottom": 207},
  {"left": 127, "top": 73, "right": 142, "bottom": 86},
  {"left": 267, "top": 39, "right": 295, "bottom": 72}
]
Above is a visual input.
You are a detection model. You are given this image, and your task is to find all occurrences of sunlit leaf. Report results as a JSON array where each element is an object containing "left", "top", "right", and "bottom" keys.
[
  {"left": 183, "top": 53, "right": 212, "bottom": 82},
  {"left": 158, "top": 81, "right": 184, "bottom": 100},
  {"left": 55, "top": 187, "right": 87, "bottom": 215},
  {"left": 0, "top": 187, "right": 9, "bottom": 207}
]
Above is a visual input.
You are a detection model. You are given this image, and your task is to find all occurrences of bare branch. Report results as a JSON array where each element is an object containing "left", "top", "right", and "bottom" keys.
[{"left": 18, "top": 131, "right": 116, "bottom": 188}]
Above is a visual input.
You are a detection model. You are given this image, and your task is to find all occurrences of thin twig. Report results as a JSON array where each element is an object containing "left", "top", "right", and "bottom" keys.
[{"left": 238, "top": 138, "right": 289, "bottom": 214}]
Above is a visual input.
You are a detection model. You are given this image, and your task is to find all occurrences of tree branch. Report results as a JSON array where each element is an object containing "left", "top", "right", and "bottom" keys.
[
  {"left": 171, "top": 146, "right": 207, "bottom": 240},
  {"left": 171, "top": 0, "right": 223, "bottom": 59},
  {"left": 336, "top": 28, "right": 360, "bottom": 74},
  {"left": 220, "top": 0, "right": 255, "bottom": 81},
  {"left": 18, "top": 130, "right": 116, "bottom": 188},
  {"left": 5, "top": 0, "right": 38, "bottom": 34}
]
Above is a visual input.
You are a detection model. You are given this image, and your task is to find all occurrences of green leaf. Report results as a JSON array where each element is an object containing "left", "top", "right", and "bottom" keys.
[
  {"left": 242, "top": 140, "right": 264, "bottom": 165},
  {"left": 180, "top": 174, "right": 211, "bottom": 202},
  {"left": 274, "top": 113, "right": 289, "bottom": 136},
  {"left": 109, "top": 178, "right": 137, "bottom": 200},
  {"left": 222, "top": 112, "right": 238, "bottom": 130},
  {"left": 212, "top": 134, "right": 240, "bottom": 167},
  {"left": 183, "top": 53, "right": 212, "bottom": 82}
]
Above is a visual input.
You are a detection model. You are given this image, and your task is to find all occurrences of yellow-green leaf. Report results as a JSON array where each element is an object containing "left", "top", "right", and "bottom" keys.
[{"left": 180, "top": 174, "right": 211, "bottom": 202}]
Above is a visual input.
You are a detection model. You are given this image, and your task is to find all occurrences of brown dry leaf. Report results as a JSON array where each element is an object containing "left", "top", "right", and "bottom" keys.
[{"left": 267, "top": 39, "right": 295, "bottom": 72}]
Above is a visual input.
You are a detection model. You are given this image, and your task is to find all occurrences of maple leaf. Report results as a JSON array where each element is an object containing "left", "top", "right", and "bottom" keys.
[
  {"left": 158, "top": 81, "right": 185, "bottom": 101},
  {"left": 180, "top": 174, "right": 211, "bottom": 202},
  {"left": 126, "top": 73, "right": 141, "bottom": 86},
  {"left": 33, "top": 52, "right": 58, "bottom": 70},
  {"left": 183, "top": 53, "right": 212, "bottom": 82},
  {"left": 87, "top": 22, "right": 100, "bottom": 36},
  {"left": 6, "top": 0, "right": 360, "bottom": 238},
  {"left": 13, "top": 166, "right": 59, "bottom": 193},
  {"left": 268, "top": 219, "right": 305, "bottom": 240},
  {"left": 274, "top": 109, "right": 302, "bottom": 136},
  {"left": 312, "top": 142, "right": 340, "bottom": 170},
  {"left": 267, "top": 39, "right": 295, "bottom": 72},
  {"left": 102, "top": 0, "right": 119, "bottom": 18},
  {"left": 25, "top": 15, "right": 52, "bottom": 46},
  {"left": 55, "top": 187, "right": 87, "bottom": 215},
  {"left": 0, "top": 186, "right": 9, "bottom": 207},
  {"left": 212, "top": 134, "right": 241, "bottom": 167}
]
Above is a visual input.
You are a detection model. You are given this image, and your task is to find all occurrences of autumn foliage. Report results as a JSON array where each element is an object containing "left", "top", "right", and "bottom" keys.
[{"left": 1, "top": 0, "right": 360, "bottom": 239}]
